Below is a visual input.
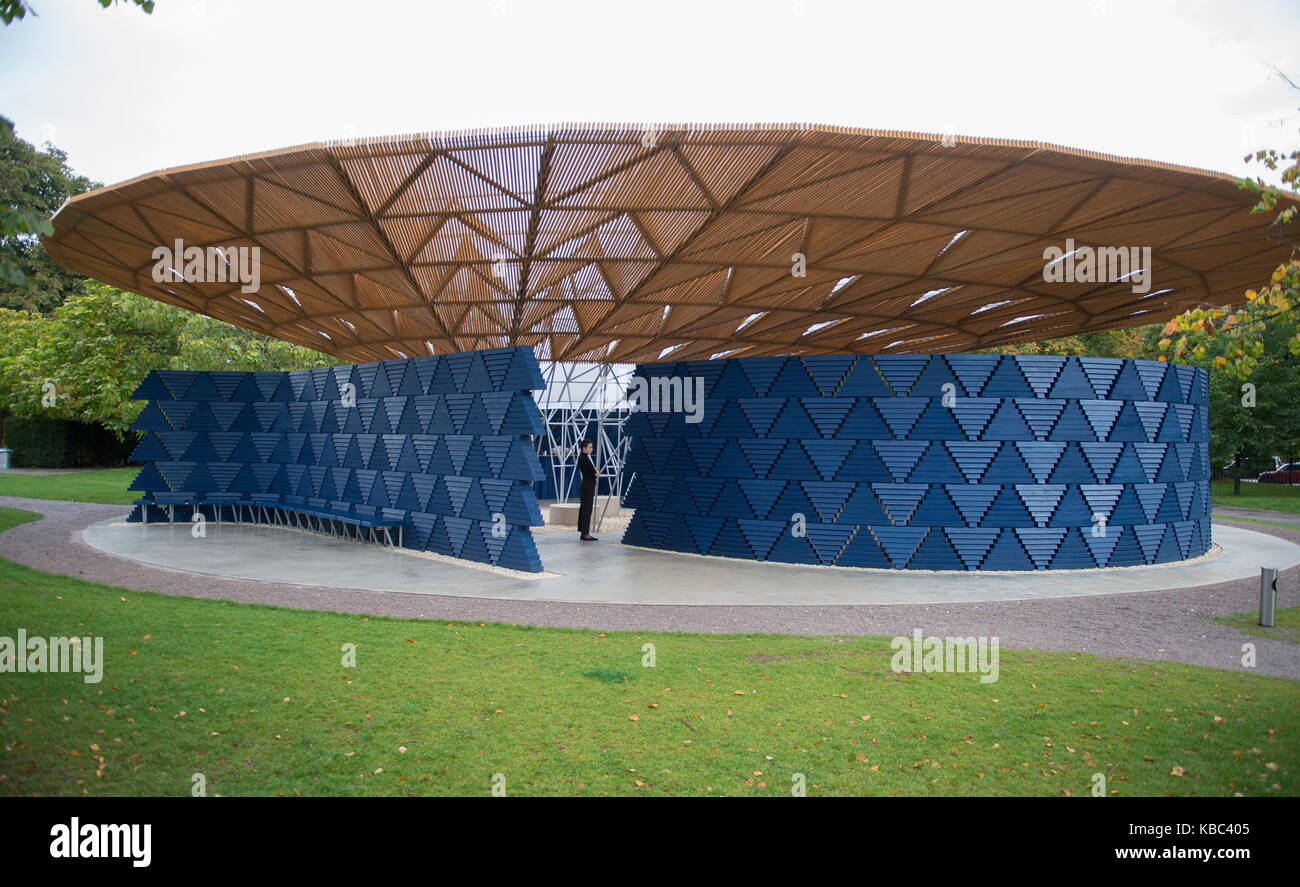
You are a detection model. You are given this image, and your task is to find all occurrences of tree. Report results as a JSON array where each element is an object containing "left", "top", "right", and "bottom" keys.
[
  {"left": 0, "top": 117, "right": 96, "bottom": 310},
  {"left": 1160, "top": 71, "right": 1299, "bottom": 379},
  {"left": 0, "top": 304, "right": 39, "bottom": 444},
  {"left": 14, "top": 284, "right": 190, "bottom": 434},
  {"left": 0, "top": 283, "right": 335, "bottom": 438},
  {"left": 2, "top": 0, "right": 154, "bottom": 301},
  {"left": 1201, "top": 305, "right": 1300, "bottom": 489},
  {"left": 170, "top": 310, "right": 342, "bottom": 374},
  {"left": 985, "top": 325, "right": 1162, "bottom": 360}
]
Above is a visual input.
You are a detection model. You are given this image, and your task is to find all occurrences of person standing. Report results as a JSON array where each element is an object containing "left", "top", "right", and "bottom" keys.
[{"left": 577, "top": 439, "right": 598, "bottom": 541}]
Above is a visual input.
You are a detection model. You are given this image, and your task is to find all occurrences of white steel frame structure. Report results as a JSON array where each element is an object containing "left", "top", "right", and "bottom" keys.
[{"left": 535, "top": 362, "right": 634, "bottom": 517}]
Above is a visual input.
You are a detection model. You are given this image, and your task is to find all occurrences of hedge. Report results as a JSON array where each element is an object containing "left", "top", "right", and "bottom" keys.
[{"left": 1, "top": 417, "right": 138, "bottom": 468}]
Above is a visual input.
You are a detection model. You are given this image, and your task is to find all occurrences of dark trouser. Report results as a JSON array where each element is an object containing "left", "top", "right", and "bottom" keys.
[{"left": 578, "top": 479, "right": 596, "bottom": 534}]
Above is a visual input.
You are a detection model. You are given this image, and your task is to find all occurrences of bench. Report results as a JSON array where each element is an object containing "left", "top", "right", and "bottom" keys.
[{"left": 133, "top": 492, "right": 410, "bottom": 548}]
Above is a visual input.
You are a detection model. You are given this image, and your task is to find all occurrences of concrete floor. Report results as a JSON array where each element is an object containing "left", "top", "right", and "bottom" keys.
[{"left": 80, "top": 517, "right": 1300, "bottom": 606}]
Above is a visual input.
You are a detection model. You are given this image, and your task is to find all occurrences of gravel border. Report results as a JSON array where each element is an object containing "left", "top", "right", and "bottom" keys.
[{"left": 1, "top": 496, "right": 1297, "bottom": 679}]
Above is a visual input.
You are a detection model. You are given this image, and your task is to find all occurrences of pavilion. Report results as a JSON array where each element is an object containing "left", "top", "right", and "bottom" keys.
[{"left": 41, "top": 124, "right": 1295, "bottom": 575}]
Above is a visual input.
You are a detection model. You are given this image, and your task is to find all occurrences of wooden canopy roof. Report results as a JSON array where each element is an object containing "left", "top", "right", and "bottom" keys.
[{"left": 44, "top": 123, "right": 1293, "bottom": 364}]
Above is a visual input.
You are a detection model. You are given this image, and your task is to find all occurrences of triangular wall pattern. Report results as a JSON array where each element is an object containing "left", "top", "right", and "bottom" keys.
[
  {"left": 126, "top": 346, "right": 547, "bottom": 572},
  {"left": 621, "top": 353, "right": 1211, "bottom": 571}
]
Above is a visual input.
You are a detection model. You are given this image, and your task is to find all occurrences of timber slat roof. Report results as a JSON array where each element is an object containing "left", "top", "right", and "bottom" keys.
[{"left": 44, "top": 123, "right": 1293, "bottom": 363}]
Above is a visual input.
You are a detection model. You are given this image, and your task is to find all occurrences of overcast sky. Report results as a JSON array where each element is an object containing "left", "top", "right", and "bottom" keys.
[{"left": 1, "top": 0, "right": 1297, "bottom": 188}]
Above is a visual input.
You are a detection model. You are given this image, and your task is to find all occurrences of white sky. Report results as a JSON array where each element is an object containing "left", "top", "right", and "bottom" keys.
[{"left": 0, "top": 0, "right": 1297, "bottom": 188}]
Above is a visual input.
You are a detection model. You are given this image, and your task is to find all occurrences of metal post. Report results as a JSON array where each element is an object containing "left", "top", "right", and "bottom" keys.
[
  {"left": 1260, "top": 567, "right": 1279, "bottom": 627},
  {"left": 592, "top": 361, "right": 609, "bottom": 530}
]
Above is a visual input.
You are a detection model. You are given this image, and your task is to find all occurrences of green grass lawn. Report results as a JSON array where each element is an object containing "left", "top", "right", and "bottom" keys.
[
  {"left": 0, "top": 467, "right": 136, "bottom": 505},
  {"left": 1215, "top": 607, "right": 1300, "bottom": 645},
  {"left": 1211, "top": 480, "right": 1300, "bottom": 515},
  {"left": 0, "top": 505, "right": 1294, "bottom": 797}
]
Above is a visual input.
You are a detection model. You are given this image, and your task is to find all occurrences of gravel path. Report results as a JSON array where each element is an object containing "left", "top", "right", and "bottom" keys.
[
  {"left": 1, "top": 496, "right": 1298, "bottom": 679},
  {"left": 1212, "top": 505, "right": 1300, "bottom": 527}
]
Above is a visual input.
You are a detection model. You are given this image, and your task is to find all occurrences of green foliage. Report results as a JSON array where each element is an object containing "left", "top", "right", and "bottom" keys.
[
  {"left": 1160, "top": 81, "right": 1300, "bottom": 379},
  {"left": 978, "top": 315, "right": 1300, "bottom": 483},
  {"left": 1200, "top": 307, "right": 1300, "bottom": 471},
  {"left": 0, "top": 207, "right": 53, "bottom": 287},
  {"left": 1, "top": 416, "right": 135, "bottom": 467},
  {"left": 0, "top": 301, "right": 38, "bottom": 431},
  {"left": 1, "top": 0, "right": 154, "bottom": 25},
  {"left": 98, "top": 0, "right": 155, "bottom": 12},
  {"left": 0, "top": 283, "right": 336, "bottom": 436},
  {"left": 0, "top": 0, "right": 29, "bottom": 23},
  {"left": 0, "top": 117, "right": 96, "bottom": 310},
  {"left": 1162, "top": 258, "right": 1300, "bottom": 380},
  {"left": 2, "top": 0, "right": 153, "bottom": 298},
  {"left": 171, "top": 310, "right": 341, "bottom": 373},
  {"left": 985, "top": 325, "right": 1161, "bottom": 359},
  {"left": 3, "top": 284, "right": 191, "bottom": 434}
]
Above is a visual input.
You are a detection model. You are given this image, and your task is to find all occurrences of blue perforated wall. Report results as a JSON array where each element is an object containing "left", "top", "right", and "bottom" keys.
[
  {"left": 621, "top": 354, "right": 1211, "bottom": 570},
  {"left": 125, "top": 346, "right": 548, "bottom": 572}
]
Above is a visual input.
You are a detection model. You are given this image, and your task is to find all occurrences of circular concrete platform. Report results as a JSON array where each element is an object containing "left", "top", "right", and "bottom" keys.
[{"left": 80, "top": 517, "right": 1300, "bottom": 606}]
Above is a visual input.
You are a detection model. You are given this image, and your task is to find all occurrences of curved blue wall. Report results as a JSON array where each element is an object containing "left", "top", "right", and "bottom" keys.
[
  {"left": 621, "top": 354, "right": 1210, "bottom": 570},
  {"left": 125, "top": 346, "right": 548, "bottom": 572}
]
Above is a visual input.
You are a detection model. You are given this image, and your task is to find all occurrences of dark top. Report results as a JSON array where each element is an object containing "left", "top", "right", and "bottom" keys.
[{"left": 578, "top": 452, "right": 597, "bottom": 482}]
